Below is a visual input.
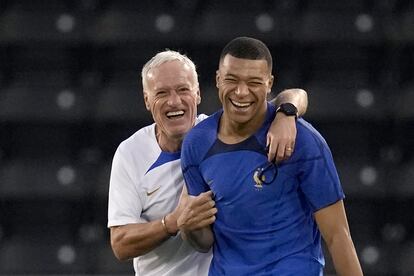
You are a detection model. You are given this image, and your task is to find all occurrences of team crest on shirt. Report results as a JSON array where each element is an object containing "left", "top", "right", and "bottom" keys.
[
  {"left": 253, "top": 162, "right": 277, "bottom": 189},
  {"left": 253, "top": 169, "right": 265, "bottom": 189}
]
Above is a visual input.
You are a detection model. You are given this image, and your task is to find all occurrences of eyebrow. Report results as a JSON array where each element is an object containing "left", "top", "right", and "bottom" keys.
[
  {"left": 223, "top": 73, "right": 238, "bottom": 78},
  {"left": 154, "top": 83, "right": 192, "bottom": 91},
  {"left": 224, "top": 73, "right": 266, "bottom": 81}
]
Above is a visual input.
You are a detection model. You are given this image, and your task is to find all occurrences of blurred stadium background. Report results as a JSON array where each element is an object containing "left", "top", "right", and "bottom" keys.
[{"left": 0, "top": 0, "right": 413, "bottom": 275}]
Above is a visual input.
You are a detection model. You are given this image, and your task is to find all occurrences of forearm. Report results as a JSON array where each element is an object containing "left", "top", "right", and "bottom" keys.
[
  {"left": 315, "top": 200, "right": 363, "bottom": 275},
  {"left": 182, "top": 226, "right": 214, "bottom": 253},
  {"left": 110, "top": 215, "right": 178, "bottom": 260},
  {"left": 272, "top": 88, "right": 308, "bottom": 117},
  {"left": 326, "top": 230, "right": 363, "bottom": 275}
]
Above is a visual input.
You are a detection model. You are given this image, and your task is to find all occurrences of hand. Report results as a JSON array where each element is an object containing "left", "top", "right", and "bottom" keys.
[
  {"left": 267, "top": 112, "right": 297, "bottom": 163},
  {"left": 177, "top": 190, "right": 217, "bottom": 232}
]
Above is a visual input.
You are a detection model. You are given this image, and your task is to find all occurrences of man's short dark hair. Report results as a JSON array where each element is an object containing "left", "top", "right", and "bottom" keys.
[{"left": 219, "top": 36, "right": 272, "bottom": 71}]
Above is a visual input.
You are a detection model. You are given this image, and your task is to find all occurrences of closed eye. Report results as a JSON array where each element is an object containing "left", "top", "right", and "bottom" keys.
[
  {"left": 178, "top": 87, "right": 191, "bottom": 93},
  {"left": 248, "top": 81, "right": 264, "bottom": 86},
  {"left": 224, "top": 78, "right": 237, "bottom": 83},
  {"left": 156, "top": 91, "right": 167, "bottom": 97}
]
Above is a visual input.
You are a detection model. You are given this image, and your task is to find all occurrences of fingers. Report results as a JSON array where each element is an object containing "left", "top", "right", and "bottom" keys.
[
  {"left": 179, "top": 211, "right": 216, "bottom": 230},
  {"left": 186, "top": 204, "right": 217, "bottom": 226},
  {"left": 179, "top": 206, "right": 217, "bottom": 231},
  {"left": 267, "top": 135, "right": 295, "bottom": 163},
  {"left": 279, "top": 142, "right": 295, "bottom": 162},
  {"left": 188, "top": 195, "right": 216, "bottom": 217},
  {"left": 181, "top": 185, "right": 188, "bottom": 196},
  {"left": 176, "top": 185, "right": 189, "bottom": 210},
  {"left": 267, "top": 134, "right": 277, "bottom": 162},
  {"left": 200, "top": 190, "right": 213, "bottom": 198},
  {"left": 178, "top": 185, "right": 189, "bottom": 203},
  {"left": 267, "top": 112, "right": 297, "bottom": 163},
  {"left": 177, "top": 190, "right": 217, "bottom": 231},
  {"left": 288, "top": 142, "right": 295, "bottom": 156},
  {"left": 282, "top": 142, "right": 295, "bottom": 159},
  {"left": 178, "top": 189, "right": 211, "bottom": 211},
  {"left": 192, "top": 214, "right": 216, "bottom": 229},
  {"left": 191, "top": 191, "right": 213, "bottom": 206}
]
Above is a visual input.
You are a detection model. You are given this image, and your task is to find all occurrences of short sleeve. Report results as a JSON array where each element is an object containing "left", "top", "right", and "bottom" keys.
[
  {"left": 182, "top": 164, "right": 210, "bottom": 196},
  {"left": 181, "top": 133, "right": 210, "bottom": 196},
  {"left": 196, "top": 113, "right": 209, "bottom": 123},
  {"left": 299, "top": 133, "right": 345, "bottom": 212},
  {"left": 107, "top": 146, "right": 145, "bottom": 228}
]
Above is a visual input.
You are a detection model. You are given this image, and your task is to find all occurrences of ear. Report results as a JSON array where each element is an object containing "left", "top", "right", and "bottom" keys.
[
  {"left": 215, "top": 70, "right": 220, "bottom": 88},
  {"left": 267, "top": 75, "right": 275, "bottom": 94},
  {"left": 196, "top": 89, "right": 201, "bottom": 105},
  {"left": 143, "top": 91, "right": 151, "bottom": 111}
]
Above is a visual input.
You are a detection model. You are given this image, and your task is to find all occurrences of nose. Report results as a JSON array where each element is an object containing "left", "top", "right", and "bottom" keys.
[
  {"left": 235, "top": 82, "right": 249, "bottom": 97},
  {"left": 167, "top": 90, "right": 182, "bottom": 106}
]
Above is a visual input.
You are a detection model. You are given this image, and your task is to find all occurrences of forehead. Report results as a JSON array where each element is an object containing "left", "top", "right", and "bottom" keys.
[
  {"left": 219, "top": 54, "right": 271, "bottom": 79},
  {"left": 147, "top": 60, "right": 196, "bottom": 89}
]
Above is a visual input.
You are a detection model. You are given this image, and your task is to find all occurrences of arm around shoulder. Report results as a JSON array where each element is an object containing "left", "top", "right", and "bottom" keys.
[
  {"left": 272, "top": 88, "right": 308, "bottom": 117},
  {"left": 266, "top": 88, "right": 308, "bottom": 162}
]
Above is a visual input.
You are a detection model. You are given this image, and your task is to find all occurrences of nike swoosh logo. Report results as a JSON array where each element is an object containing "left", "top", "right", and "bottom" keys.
[{"left": 146, "top": 186, "right": 161, "bottom": 196}]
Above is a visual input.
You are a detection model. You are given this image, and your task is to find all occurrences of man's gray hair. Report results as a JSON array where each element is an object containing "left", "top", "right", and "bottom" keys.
[{"left": 141, "top": 50, "right": 199, "bottom": 91}]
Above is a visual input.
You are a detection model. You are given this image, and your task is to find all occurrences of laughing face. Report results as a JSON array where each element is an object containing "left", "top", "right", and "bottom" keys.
[
  {"left": 144, "top": 60, "right": 201, "bottom": 151},
  {"left": 216, "top": 54, "right": 273, "bottom": 132}
]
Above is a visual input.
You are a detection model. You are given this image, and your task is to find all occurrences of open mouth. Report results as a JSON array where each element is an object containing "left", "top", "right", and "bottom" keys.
[
  {"left": 166, "top": 110, "right": 185, "bottom": 119},
  {"left": 230, "top": 99, "right": 252, "bottom": 108}
]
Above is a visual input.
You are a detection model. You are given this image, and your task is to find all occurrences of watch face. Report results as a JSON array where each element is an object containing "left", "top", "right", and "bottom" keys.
[{"left": 280, "top": 103, "right": 298, "bottom": 116}]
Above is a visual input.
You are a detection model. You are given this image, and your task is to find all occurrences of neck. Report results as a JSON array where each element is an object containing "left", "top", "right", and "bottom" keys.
[
  {"left": 155, "top": 127, "right": 182, "bottom": 152},
  {"left": 219, "top": 104, "right": 267, "bottom": 144}
]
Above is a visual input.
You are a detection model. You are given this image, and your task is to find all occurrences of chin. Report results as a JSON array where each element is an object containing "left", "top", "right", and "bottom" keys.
[
  {"left": 168, "top": 127, "right": 191, "bottom": 139},
  {"left": 230, "top": 114, "right": 253, "bottom": 124}
]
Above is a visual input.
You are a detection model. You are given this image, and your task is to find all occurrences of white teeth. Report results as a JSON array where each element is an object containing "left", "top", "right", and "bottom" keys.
[
  {"left": 167, "top": 110, "right": 184, "bottom": 117},
  {"left": 231, "top": 100, "right": 251, "bottom": 107}
]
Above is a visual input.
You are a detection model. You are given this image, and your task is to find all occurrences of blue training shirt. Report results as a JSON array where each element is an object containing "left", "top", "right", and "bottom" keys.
[{"left": 181, "top": 103, "right": 345, "bottom": 276}]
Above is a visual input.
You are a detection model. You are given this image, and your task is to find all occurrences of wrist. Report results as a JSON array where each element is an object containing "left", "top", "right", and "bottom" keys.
[
  {"left": 161, "top": 214, "right": 178, "bottom": 236},
  {"left": 276, "top": 103, "right": 298, "bottom": 119},
  {"left": 275, "top": 111, "right": 296, "bottom": 121}
]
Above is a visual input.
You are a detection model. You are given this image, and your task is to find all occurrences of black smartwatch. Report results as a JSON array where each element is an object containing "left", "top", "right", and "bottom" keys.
[{"left": 276, "top": 103, "right": 298, "bottom": 119}]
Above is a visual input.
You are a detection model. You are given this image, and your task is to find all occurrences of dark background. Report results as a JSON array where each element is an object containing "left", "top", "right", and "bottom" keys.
[{"left": 0, "top": 0, "right": 413, "bottom": 275}]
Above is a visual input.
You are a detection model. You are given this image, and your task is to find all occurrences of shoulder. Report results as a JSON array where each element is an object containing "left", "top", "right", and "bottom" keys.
[
  {"left": 297, "top": 119, "right": 327, "bottom": 145},
  {"left": 195, "top": 113, "right": 209, "bottom": 124},
  {"left": 294, "top": 119, "right": 331, "bottom": 158},
  {"left": 182, "top": 111, "right": 220, "bottom": 163},
  {"left": 185, "top": 111, "right": 219, "bottom": 142},
  {"left": 117, "top": 124, "right": 156, "bottom": 154},
  {"left": 114, "top": 123, "right": 159, "bottom": 170}
]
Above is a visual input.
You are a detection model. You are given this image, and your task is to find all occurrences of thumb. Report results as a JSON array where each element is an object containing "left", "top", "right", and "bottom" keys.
[
  {"left": 180, "top": 185, "right": 189, "bottom": 198},
  {"left": 266, "top": 134, "right": 270, "bottom": 148},
  {"left": 200, "top": 190, "right": 213, "bottom": 198}
]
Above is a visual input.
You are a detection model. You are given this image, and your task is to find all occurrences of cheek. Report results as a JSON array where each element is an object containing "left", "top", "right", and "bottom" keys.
[
  {"left": 149, "top": 98, "right": 164, "bottom": 117},
  {"left": 218, "top": 92, "right": 224, "bottom": 104},
  {"left": 217, "top": 88, "right": 227, "bottom": 104},
  {"left": 185, "top": 96, "right": 199, "bottom": 110},
  {"left": 253, "top": 88, "right": 268, "bottom": 99}
]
